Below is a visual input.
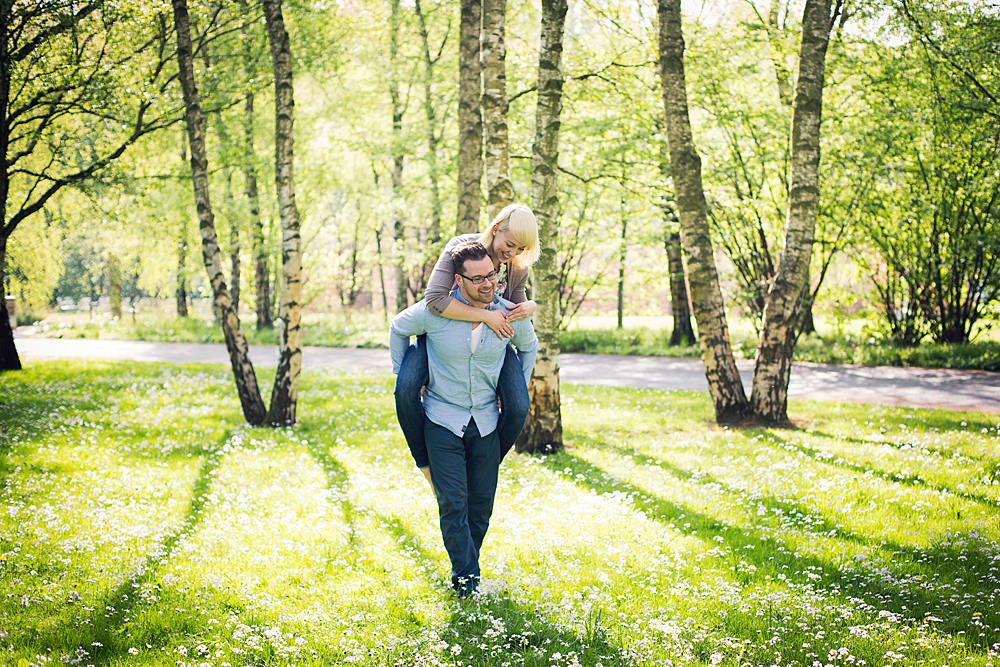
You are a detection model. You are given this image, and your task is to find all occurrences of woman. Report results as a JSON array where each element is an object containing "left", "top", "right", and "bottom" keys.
[{"left": 394, "top": 203, "right": 541, "bottom": 491}]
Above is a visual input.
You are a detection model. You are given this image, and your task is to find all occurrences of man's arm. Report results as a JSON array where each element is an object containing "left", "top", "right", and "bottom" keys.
[
  {"left": 510, "top": 320, "right": 538, "bottom": 386},
  {"left": 389, "top": 303, "right": 429, "bottom": 373}
]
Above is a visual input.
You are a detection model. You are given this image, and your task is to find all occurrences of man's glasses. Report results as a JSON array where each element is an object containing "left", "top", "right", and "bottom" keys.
[{"left": 458, "top": 270, "right": 499, "bottom": 285}]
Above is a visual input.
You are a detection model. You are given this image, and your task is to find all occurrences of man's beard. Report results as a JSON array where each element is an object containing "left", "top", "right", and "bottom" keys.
[{"left": 465, "top": 284, "right": 494, "bottom": 307}]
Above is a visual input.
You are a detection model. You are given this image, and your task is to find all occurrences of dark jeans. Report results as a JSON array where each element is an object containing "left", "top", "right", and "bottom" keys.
[
  {"left": 393, "top": 334, "right": 529, "bottom": 469},
  {"left": 425, "top": 417, "right": 500, "bottom": 592}
]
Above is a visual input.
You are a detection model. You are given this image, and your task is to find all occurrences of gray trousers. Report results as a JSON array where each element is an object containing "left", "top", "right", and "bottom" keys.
[{"left": 424, "top": 417, "right": 500, "bottom": 588}]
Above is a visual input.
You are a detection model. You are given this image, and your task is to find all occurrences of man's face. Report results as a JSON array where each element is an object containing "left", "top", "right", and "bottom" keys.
[{"left": 456, "top": 256, "right": 498, "bottom": 307}]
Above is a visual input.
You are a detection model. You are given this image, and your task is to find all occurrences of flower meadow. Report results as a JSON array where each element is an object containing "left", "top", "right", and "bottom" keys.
[{"left": 1, "top": 360, "right": 999, "bottom": 667}]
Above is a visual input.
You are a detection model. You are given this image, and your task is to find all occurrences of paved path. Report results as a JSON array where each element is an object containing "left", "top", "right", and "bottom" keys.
[{"left": 14, "top": 337, "right": 1000, "bottom": 414}]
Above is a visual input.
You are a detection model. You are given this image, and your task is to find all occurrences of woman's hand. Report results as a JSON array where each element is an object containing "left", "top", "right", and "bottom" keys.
[
  {"left": 505, "top": 300, "right": 537, "bottom": 323},
  {"left": 482, "top": 308, "right": 514, "bottom": 339}
]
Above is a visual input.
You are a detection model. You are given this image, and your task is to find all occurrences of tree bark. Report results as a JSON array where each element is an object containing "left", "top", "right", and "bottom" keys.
[
  {"left": 108, "top": 254, "right": 122, "bottom": 318},
  {"left": 750, "top": 0, "right": 833, "bottom": 423},
  {"left": 666, "top": 232, "right": 695, "bottom": 345},
  {"left": 171, "top": 0, "right": 267, "bottom": 424},
  {"left": 224, "top": 170, "right": 240, "bottom": 314},
  {"left": 388, "top": 0, "right": 408, "bottom": 312},
  {"left": 0, "top": 3, "right": 17, "bottom": 371},
  {"left": 456, "top": 0, "right": 483, "bottom": 235},
  {"left": 176, "top": 218, "right": 189, "bottom": 317},
  {"left": 482, "top": 0, "right": 513, "bottom": 222},
  {"left": 657, "top": 131, "right": 695, "bottom": 346},
  {"left": 617, "top": 196, "right": 626, "bottom": 329},
  {"left": 203, "top": 40, "right": 242, "bottom": 317},
  {"left": 176, "top": 132, "right": 190, "bottom": 318},
  {"left": 0, "top": 236, "right": 20, "bottom": 371},
  {"left": 766, "top": 0, "right": 794, "bottom": 107},
  {"left": 414, "top": 0, "right": 443, "bottom": 259},
  {"left": 262, "top": 0, "right": 303, "bottom": 425},
  {"left": 657, "top": 0, "right": 748, "bottom": 423},
  {"left": 517, "top": 0, "right": 567, "bottom": 455},
  {"left": 374, "top": 226, "right": 389, "bottom": 325}
]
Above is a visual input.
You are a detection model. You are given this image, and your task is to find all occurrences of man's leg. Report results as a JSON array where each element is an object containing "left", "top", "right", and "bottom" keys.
[
  {"left": 465, "top": 419, "right": 501, "bottom": 556},
  {"left": 424, "top": 418, "right": 479, "bottom": 593}
]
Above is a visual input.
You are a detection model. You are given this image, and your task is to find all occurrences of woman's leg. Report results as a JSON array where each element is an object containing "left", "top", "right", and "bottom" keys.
[
  {"left": 394, "top": 334, "right": 430, "bottom": 470},
  {"left": 496, "top": 344, "right": 530, "bottom": 460}
]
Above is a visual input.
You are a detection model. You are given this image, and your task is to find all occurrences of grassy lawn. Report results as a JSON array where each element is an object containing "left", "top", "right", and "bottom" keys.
[{"left": 2, "top": 361, "right": 999, "bottom": 667}]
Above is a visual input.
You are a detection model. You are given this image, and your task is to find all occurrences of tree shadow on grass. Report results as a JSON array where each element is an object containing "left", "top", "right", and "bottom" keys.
[
  {"left": 805, "top": 429, "right": 1000, "bottom": 505},
  {"left": 809, "top": 427, "right": 999, "bottom": 466},
  {"left": 762, "top": 431, "right": 1000, "bottom": 511},
  {"left": 577, "top": 433, "right": 879, "bottom": 549},
  {"left": 373, "top": 510, "right": 633, "bottom": 667},
  {"left": 574, "top": 430, "right": 998, "bottom": 602},
  {"left": 838, "top": 410, "right": 999, "bottom": 435},
  {"left": 302, "top": 438, "right": 362, "bottom": 547},
  {"left": 24, "top": 432, "right": 228, "bottom": 664},
  {"left": 0, "top": 393, "right": 80, "bottom": 492},
  {"left": 543, "top": 447, "right": 999, "bottom": 652}
]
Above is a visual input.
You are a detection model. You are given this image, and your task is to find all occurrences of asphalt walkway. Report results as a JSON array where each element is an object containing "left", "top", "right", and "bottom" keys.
[{"left": 13, "top": 337, "right": 1000, "bottom": 414}]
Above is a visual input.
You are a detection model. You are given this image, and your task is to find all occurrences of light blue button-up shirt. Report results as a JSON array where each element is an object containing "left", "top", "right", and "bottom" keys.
[{"left": 390, "top": 288, "right": 538, "bottom": 438}]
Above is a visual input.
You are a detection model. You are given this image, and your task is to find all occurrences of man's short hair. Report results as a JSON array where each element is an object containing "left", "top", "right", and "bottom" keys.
[{"left": 450, "top": 240, "right": 489, "bottom": 275}]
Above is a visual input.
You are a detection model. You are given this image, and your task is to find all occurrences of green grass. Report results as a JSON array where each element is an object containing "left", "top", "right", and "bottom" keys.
[{"left": 2, "top": 362, "right": 999, "bottom": 667}]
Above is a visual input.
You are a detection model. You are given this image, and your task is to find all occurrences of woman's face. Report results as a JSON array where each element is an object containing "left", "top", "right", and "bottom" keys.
[{"left": 491, "top": 226, "right": 526, "bottom": 263}]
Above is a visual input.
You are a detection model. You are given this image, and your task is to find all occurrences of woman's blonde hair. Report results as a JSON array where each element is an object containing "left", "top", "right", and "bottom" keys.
[{"left": 478, "top": 203, "right": 540, "bottom": 269}]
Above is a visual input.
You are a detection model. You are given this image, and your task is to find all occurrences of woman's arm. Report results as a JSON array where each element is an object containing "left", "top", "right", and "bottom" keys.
[
  {"left": 440, "top": 298, "right": 514, "bottom": 338},
  {"left": 499, "top": 264, "right": 534, "bottom": 322},
  {"left": 424, "top": 242, "right": 461, "bottom": 316},
  {"left": 505, "top": 264, "right": 529, "bottom": 304}
]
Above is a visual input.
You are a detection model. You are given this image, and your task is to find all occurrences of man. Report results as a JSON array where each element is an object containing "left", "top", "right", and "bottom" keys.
[{"left": 389, "top": 240, "right": 538, "bottom": 597}]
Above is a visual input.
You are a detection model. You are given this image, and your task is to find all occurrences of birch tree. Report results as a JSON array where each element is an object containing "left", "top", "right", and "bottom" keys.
[
  {"left": 456, "top": 0, "right": 482, "bottom": 235},
  {"left": 517, "top": 0, "right": 568, "bottom": 454},
  {"left": 172, "top": 0, "right": 267, "bottom": 424},
  {"left": 482, "top": 0, "right": 512, "bottom": 221},
  {"left": 656, "top": 0, "right": 748, "bottom": 423},
  {"left": 750, "top": 0, "right": 838, "bottom": 423},
  {"left": 262, "top": 0, "right": 304, "bottom": 424}
]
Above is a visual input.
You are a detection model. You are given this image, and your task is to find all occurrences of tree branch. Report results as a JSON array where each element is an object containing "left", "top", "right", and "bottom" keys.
[
  {"left": 898, "top": 0, "right": 998, "bottom": 107},
  {"left": 11, "top": 1, "right": 104, "bottom": 62}
]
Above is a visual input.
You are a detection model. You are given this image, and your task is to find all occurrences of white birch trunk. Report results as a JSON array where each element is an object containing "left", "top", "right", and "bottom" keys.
[
  {"left": 171, "top": 0, "right": 266, "bottom": 424},
  {"left": 262, "top": 0, "right": 303, "bottom": 425},
  {"left": 518, "top": 0, "right": 568, "bottom": 454},
  {"left": 482, "top": 0, "right": 513, "bottom": 222},
  {"left": 750, "top": 0, "right": 834, "bottom": 423},
  {"left": 657, "top": 0, "right": 748, "bottom": 423},
  {"left": 457, "top": 0, "right": 483, "bottom": 235}
]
